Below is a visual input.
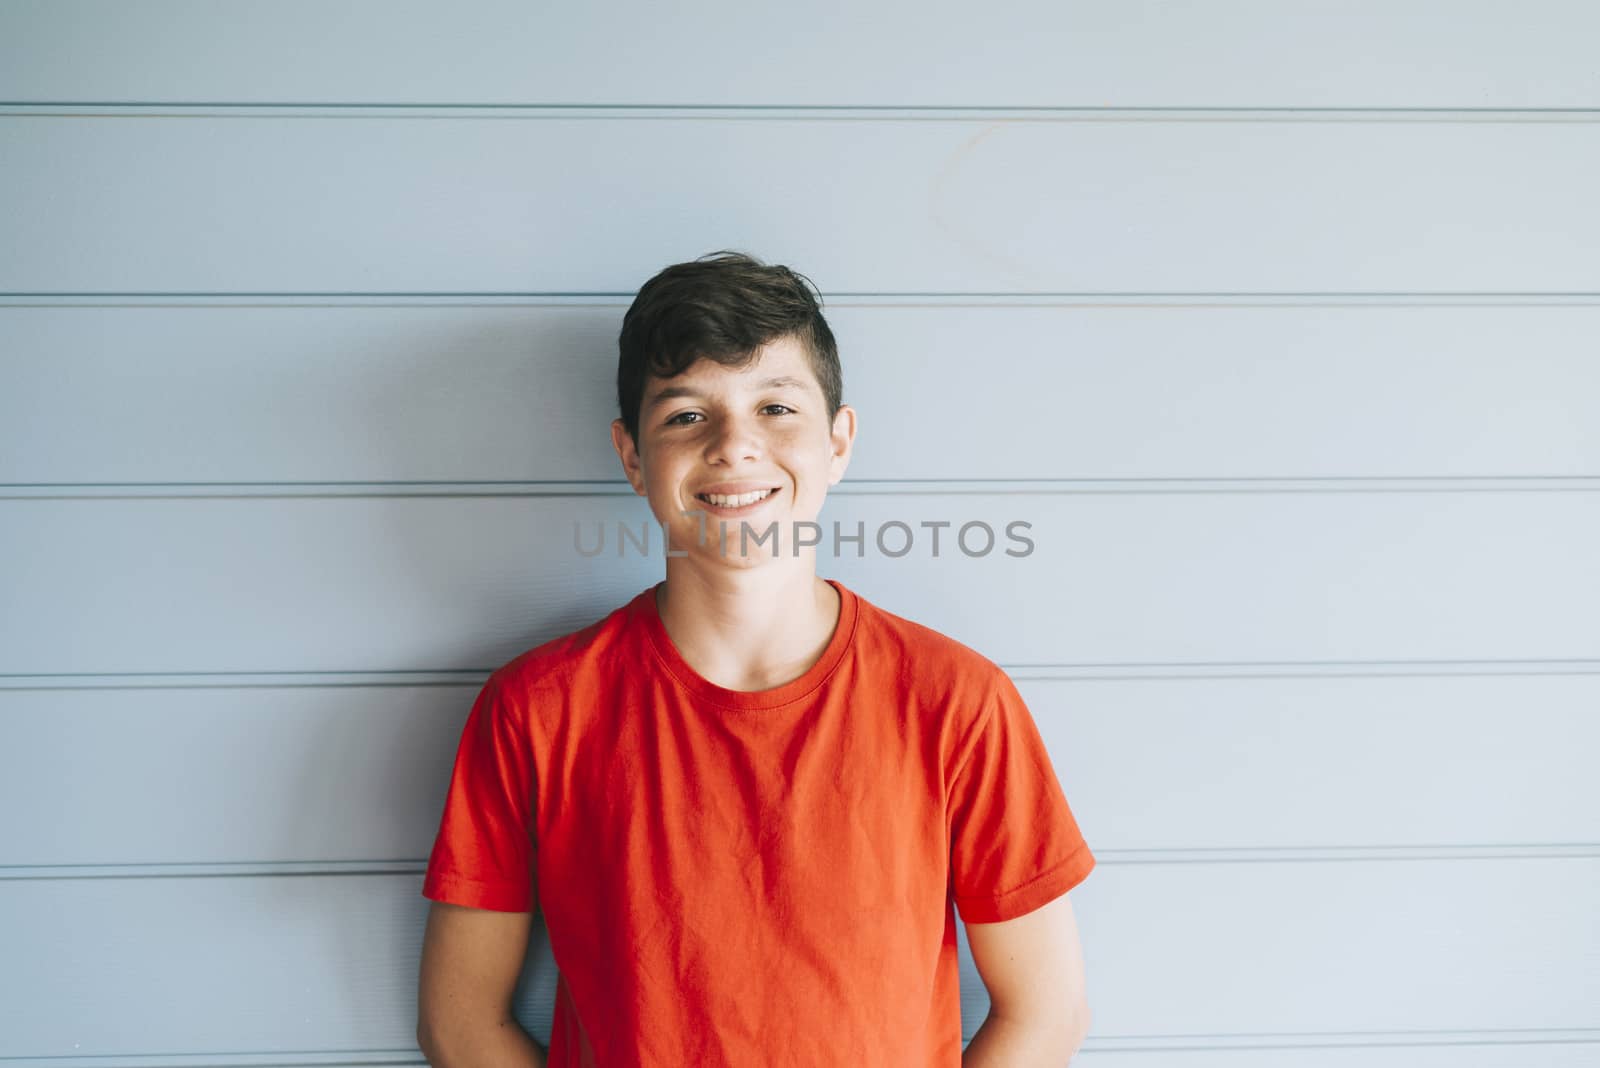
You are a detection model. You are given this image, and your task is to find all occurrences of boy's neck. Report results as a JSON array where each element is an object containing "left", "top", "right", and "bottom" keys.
[{"left": 653, "top": 566, "right": 841, "bottom": 693}]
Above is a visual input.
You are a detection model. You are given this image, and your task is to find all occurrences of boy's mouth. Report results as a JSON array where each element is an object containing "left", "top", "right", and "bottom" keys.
[{"left": 694, "top": 487, "right": 779, "bottom": 510}]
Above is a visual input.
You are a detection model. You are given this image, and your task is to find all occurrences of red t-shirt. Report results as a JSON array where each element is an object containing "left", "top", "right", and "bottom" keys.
[{"left": 422, "top": 577, "right": 1094, "bottom": 1066}]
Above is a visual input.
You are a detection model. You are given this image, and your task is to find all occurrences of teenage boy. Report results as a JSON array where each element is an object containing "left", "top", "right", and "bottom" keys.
[{"left": 416, "top": 251, "right": 1095, "bottom": 1066}]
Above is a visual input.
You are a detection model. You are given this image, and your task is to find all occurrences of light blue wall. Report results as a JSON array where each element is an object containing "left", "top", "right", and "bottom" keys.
[{"left": 2, "top": 3, "right": 1598, "bottom": 1065}]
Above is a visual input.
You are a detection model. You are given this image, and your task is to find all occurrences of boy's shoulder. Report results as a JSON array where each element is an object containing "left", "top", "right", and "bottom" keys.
[
  {"left": 851, "top": 586, "right": 1012, "bottom": 699},
  {"left": 480, "top": 593, "right": 638, "bottom": 704}
]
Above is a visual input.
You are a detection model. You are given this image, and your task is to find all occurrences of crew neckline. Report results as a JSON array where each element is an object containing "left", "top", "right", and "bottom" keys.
[{"left": 631, "top": 577, "right": 858, "bottom": 711}]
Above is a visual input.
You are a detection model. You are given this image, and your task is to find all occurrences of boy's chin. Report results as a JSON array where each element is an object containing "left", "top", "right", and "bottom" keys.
[{"left": 680, "top": 532, "right": 815, "bottom": 564}]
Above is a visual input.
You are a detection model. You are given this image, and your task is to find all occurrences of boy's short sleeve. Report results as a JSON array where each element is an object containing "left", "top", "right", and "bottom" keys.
[
  {"left": 948, "top": 668, "right": 1095, "bottom": 923},
  {"left": 421, "top": 673, "right": 537, "bottom": 913}
]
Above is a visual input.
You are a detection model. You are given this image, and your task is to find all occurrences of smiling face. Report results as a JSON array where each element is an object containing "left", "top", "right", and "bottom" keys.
[{"left": 611, "top": 334, "right": 856, "bottom": 569}]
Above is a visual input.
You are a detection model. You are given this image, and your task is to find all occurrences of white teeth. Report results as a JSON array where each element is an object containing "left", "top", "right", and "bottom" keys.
[{"left": 700, "top": 488, "right": 774, "bottom": 507}]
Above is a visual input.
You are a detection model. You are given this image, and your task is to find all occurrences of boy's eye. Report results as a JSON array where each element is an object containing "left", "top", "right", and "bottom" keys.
[{"left": 665, "top": 405, "right": 793, "bottom": 426}]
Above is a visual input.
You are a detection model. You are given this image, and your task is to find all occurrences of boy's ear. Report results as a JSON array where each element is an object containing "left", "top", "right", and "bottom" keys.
[
  {"left": 611, "top": 419, "right": 647, "bottom": 496},
  {"left": 827, "top": 404, "right": 857, "bottom": 486}
]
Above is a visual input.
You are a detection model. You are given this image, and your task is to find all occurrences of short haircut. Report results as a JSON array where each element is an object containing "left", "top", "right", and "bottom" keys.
[{"left": 616, "top": 249, "right": 843, "bottom": 445}]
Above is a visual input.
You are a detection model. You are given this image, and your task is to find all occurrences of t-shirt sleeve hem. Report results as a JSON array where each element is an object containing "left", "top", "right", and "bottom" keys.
[
  {"left": 953, "top": 842, "right": 1096, "bottom": 924},
  {"left": 421, "top": 868, "right": 533, "bottom": 913}
]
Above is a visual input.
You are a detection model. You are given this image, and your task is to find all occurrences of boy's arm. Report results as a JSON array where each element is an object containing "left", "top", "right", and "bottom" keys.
[
  {"left": 961, "top": 892, "right": 1092, "bottom": 1066},
  {"left": 416, "top": 901, "right": 547, "bottom": 1068}
]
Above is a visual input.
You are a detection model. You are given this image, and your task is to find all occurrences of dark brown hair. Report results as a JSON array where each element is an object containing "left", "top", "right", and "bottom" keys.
[{"left": 616, "top": 249, "right": 842, "bottom": 445}]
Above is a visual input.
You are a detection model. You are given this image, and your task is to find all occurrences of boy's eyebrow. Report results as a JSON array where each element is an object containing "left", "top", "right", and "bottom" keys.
[{"left": 644, "top": 375, "right": 810, "bottom": 409}]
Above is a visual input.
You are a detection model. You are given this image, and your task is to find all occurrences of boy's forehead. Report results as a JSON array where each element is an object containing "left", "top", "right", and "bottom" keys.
[{"left": 642, "top": 350, "right": 821, "bottom": 407}]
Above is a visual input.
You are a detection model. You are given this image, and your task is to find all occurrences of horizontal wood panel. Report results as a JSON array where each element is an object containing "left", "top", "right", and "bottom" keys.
[
  {"left": 1, "top": 860, "right": 1594, "bottom": 1055},
  {"left": 1042, "top": 672, "right": 1600, "bottom": 851},
  {"left": 2, "top": 492, "right": 1596, "bottom": 674},
  {"left": 2, "top": 302, "right": 1596, "bottom": 484},
  {"left": 4, "top": 118, "right": 1599, "bottom": 292},
  {"left": 0, "top": 684, "right": 474, "bottom": 866},
  {"left": 3, "top": 674, "right": 1596, "bottom": 867},
  {"left": 1, "top": 1, "right": 1596, "bottom": 108}
]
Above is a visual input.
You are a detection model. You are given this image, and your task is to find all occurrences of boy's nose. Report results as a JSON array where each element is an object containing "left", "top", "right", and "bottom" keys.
[{"left": 704, "top": 419, "right": 763, "bottom": 464}]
